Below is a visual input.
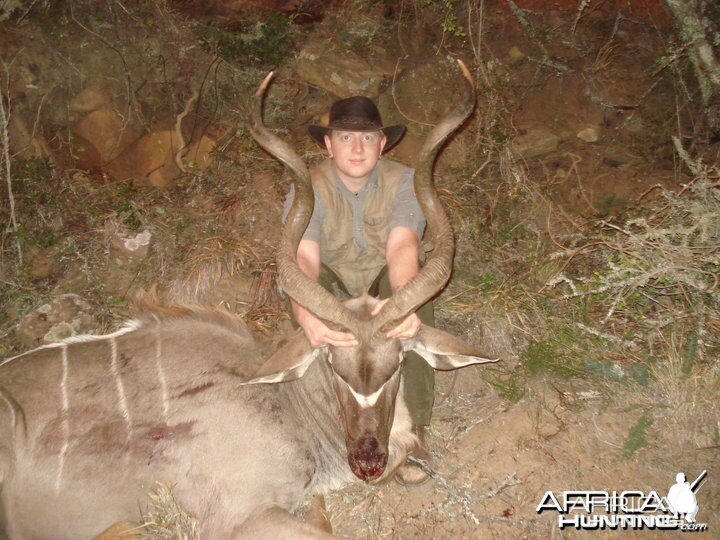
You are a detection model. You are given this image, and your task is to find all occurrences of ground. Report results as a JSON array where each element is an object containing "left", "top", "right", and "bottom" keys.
[{"left": 0, "top": 1, "right": 718, "bottom": 538}]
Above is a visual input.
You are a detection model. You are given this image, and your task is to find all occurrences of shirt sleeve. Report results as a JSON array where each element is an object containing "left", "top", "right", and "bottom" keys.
[
  {"left": 282, "top": 183, "right": 323, "bottom": 243},
  {"left": 388, "top": 169, "right": 426, "bottom": 239}
]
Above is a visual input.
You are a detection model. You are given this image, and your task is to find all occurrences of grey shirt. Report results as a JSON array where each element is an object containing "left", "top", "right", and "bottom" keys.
[{"left": 282, "top": 163, "right": 426, "bottom": 248}]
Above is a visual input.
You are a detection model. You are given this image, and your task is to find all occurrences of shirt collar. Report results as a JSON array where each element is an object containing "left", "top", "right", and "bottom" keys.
[{"left": 331, "top": 159, "right": 382, "bottom": 196}]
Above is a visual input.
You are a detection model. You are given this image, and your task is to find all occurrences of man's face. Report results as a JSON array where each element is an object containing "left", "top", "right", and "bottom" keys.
[{"left": 325, "top": 131, "right": 387, "bottom": 184}]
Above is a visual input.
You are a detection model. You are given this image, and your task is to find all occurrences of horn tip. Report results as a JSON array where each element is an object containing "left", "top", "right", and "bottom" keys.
[
  {"left": 456, "top": 59, "right": 473, "bottom": 87},
  {"left": 256, "top": 71, "right": 275, "bottom": 97}
]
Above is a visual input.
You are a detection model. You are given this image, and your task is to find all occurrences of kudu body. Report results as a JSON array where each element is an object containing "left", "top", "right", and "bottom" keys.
[{"left": 0, "top": 62, "right": 496, "bottom": 538}]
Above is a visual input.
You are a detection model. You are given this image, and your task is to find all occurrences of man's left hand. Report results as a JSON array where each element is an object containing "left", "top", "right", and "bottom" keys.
[{"left": 371, "top": 299, "right": 421, "bottom": 339}]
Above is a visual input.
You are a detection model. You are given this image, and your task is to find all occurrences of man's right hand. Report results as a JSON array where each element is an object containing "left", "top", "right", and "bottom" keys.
[{"left": 297, "top": 310, "right": 358, "bottom": 349}]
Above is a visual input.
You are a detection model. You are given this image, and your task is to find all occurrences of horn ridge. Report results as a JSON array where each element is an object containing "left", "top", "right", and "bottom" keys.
[
  {"left": 249, "top": 73, "right": 358, "bottom": 332},
  {"left": 373, "top": 60, "right": 476, "bottom": 332}
]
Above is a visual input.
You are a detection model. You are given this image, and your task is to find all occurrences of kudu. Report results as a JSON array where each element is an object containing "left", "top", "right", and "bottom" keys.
[{"left": 0, "top": 61, "right": 496, "bottom": 539}]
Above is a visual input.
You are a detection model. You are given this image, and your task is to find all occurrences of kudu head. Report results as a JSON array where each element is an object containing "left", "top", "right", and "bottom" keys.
[{"left": 247, "top": 62, "right": 498, "bottom": 481}]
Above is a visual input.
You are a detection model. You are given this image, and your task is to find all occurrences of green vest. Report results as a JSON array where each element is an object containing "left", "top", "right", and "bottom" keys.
[{"left": 312, "top": 158, "right": 411, "bottom": 295}]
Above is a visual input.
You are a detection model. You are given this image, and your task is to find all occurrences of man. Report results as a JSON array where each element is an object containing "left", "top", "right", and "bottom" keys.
[
  {"left": 667, "top": 472, "right": 699, "bottom": 523},
  {"left": 283, "top": 95, "right": 434, "bottom": 484}
]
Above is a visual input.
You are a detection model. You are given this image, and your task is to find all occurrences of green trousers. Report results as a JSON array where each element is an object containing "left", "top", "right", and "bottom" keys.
[{"left": 316, "top": 265, "right": 435, "bottom": 427}]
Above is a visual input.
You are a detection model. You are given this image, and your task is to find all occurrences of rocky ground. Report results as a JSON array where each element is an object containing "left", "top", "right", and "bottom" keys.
[{"left": 1, "top": 1, "right": 718, "bottom": 538}]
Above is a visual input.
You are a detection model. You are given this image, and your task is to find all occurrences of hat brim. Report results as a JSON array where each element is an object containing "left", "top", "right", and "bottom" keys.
[{"left": 308, "top": 124, "right": 406, "bottom": 152}]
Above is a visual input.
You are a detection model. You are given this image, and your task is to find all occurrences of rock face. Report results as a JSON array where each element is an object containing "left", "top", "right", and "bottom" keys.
[
  {"left": 511, "top": 128, "right": 560, "bottom": 159},
  {"left": 66, "top": 82, "right": 216, "bottom": 188},
  {"left": 294, "top": 41, "right": 390, "bottom": 98},
  {"left": 577, "top": 126, "right": 601, "bottom": 143},
  {"left": 69, "top": 83, "right": 116, "bottom": 115},
  {"left": 376, "top": 59, "right": 469, "bottom": 163},
  {"left": 113, "top": 131, "right": 216, "bottom": 188},
  {"left": 15, "top": 294, "right": 98, "bottom": 348},
  {"left": 70, "top": 109, "right": 143, "bottom": 169}
]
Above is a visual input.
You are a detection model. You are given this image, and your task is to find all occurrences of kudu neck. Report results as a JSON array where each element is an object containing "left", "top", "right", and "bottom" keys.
[{"left": 285, "top": 358, "right": 356, "bottom": 490}]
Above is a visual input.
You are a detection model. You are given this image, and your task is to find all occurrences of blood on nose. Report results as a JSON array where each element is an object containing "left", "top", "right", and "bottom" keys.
[{"left": 348, "top": 435, "right": 387, "bottom": 481}]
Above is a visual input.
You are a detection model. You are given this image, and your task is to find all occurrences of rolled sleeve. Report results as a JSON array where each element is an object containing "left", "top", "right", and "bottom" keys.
[
  {"left": 388, "top": 169, "right": 426, "bottom": 239},
  {"left": 282, "top": 183, "right": 323, "bottom": 242}
]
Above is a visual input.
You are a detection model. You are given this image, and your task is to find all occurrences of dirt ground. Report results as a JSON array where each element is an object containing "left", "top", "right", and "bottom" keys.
[
  {"left": 1, "top": 1, "right": 718, "bottom": 538},
  {"left": 320, "top": 366, "right": 718, "bottom": 538}
]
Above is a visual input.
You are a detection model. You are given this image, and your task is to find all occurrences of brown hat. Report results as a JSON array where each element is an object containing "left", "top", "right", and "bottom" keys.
[{"left": 308, "top": 96, "right": 405, "bottom": 150}]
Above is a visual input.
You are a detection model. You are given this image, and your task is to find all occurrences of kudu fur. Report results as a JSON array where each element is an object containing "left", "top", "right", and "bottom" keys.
[{"left": 0, "top": 61, "right": 497, "bottom": 538}]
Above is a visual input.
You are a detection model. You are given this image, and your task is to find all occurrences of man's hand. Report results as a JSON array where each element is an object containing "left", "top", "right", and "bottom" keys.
[
  {"left": 291, "top": 239, "right": 357, "bottom": 349},
  {"left": 297, "top": 309, "right": 358, "bottom": 349},
  {"left": 371, "top": 299, "right": 421, "bottom": 339}
]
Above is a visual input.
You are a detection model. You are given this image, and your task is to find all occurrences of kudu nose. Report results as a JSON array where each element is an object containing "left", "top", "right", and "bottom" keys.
[{"left": 349, "top": 435, "right": 387, "bottom": 481}]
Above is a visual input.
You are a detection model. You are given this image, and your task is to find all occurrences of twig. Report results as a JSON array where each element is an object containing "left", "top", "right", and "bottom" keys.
[
  {"left": 408, "top": 458, "right": 522, "bottom": 526},
  {"left": 435, "top": 371, "right": 458, "bottom": 407},
  {"left": 407, "top": 456, "right": 482, "bottom": 524},
  {"left": 570, "top": 0, "right": 591, "bottom": 36},
  {"left": 506, "top": 0, "right": 572, "bottom": 73},
  {"left": 174, "top": 90, "right": 200, "bottom": 173},
  {"left": 671, "top": 135, "right": 702, "bottom": 176},
  {"left": 575, "top": 322, "right": 638, "bottom": 348},
  {"left": 9, "top": 92, "right": 47, "bottom": 159},
  {"left": 0, "top": 54, "right": 22, "bottom": 266},
  {"left": 477, "top": 472, "right": 522, "bottom": 500},
  {"left": 506, "top": 0, "right": 547, "bottom": 57},
  {"left": 16, "top": 0, "right": 41, "bottom": 23},
  {"left": 460, "top": 404, "right": 508, "bottom": 436}
]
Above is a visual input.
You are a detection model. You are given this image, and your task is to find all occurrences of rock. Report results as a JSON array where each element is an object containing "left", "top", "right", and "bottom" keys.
[
  {"left": 511, "top": 128, "right": 560, "bottom": 159},
  {"left": 70, "top": 109, "right": 142, "bottom": 168},
  {"left": 388, "top": 132, "right": 424, "bottom": 165},
  {"left": 70, "top": 84, "right": 114, "bottom": 114},
  {"left": 377, "top": 58, "right": 468, "bottom": 162},
  {"left": 67, "top": 85, "right": 216, "bottom": 186},
  {"left": 110, "top": 229, "right": 152, "bottom": 267},
  {"left": 294, "top": 41, "right": 389, "bottom": 98},
  {"left": 185, "top": 135, "right": 217, "bottom": 171},
  {"left": 25, "top": 244, "right": 64, "bottom": 281},
  {"left": 601, "top": 147, "right": 642, "bottom": 167},
  {"left": 110, "top": 131, "right": 216, "bottom": 187},
  {"left": 101, "top": 229, "right": 153, "bottom": 297},
  {"left": 15, "top": 294, "right": 97, "bottom": 348},
  {"left": 576, "top": 126, "right": 600, "bottom": 143},
  {"left": 507, "top": 46, "right": 525, "bottom": 63},
  {"left": 51, "top": 261, "right": 94, "bottom": 297},
  {"left": 8, "top": 112, "right": 51, "bottom": 159},
  {"left": 121, "top": 130, "right": 182, "bottom": 187},
  {"left": 623, "top": 115, "right": 645, "bottom": 134}
]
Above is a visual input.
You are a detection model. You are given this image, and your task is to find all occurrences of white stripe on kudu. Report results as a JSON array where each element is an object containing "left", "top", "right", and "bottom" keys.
[
  {"left": 56, "top": 344, "right": 70, "bottom": 494},
  {"left": 154, "top": 320, "right": 170, "bottom": 421}
]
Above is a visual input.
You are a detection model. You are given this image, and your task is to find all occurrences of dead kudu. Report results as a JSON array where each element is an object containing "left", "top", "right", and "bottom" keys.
[{"left": 0, "top": 62, "right": 497, "bottom": 539}]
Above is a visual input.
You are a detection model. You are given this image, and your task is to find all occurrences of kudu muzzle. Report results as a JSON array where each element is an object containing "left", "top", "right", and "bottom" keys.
[{"left": 350, "top": 434, "right": 387, "bottom": 480}]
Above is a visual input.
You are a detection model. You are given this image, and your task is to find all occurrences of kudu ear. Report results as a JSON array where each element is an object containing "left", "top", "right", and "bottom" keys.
[
  {"left": 244, "top": 330, "right": 327, "bottom": 385},
  {"left": 403, "top": 325, "right": 499, "bottom": 370}
]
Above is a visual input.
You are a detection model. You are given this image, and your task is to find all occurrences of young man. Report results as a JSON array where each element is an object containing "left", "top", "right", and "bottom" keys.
[{"left": 283, "top": 95, "right": 434, "bottom": 484}]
